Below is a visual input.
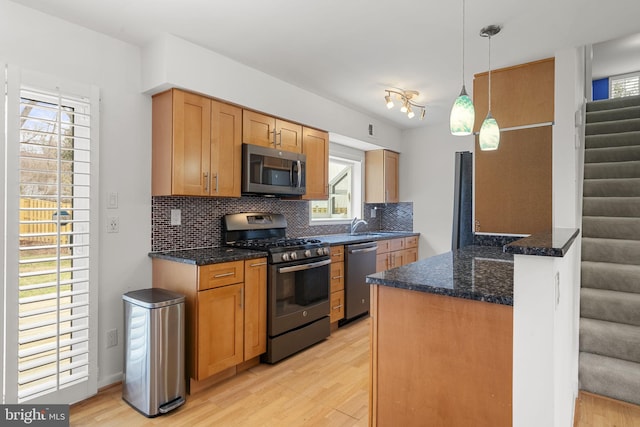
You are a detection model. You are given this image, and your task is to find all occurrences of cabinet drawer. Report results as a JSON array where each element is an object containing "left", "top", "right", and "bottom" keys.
[
  {"left": 330, "top": 262, "right": 345, "bottom": 293},
  {"left": 389, "top": 238, "right": 405, "bottom": 252},
  {"left": 199, "top": 260, "right": 244, "bottom": 291},
  {"left": 376, "top": 239, "right": 391, "bottom": 254},
  {"left": 330, "top": 245, "right": 344, "bottom": 262},
  {"left": 330, "top": 290, "right": 345, "bottom": 323},
  {"left": 405, "top": 236, "right": 418, "bottom": 248}
]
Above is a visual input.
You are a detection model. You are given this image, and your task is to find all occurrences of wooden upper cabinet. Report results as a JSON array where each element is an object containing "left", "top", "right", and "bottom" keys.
[
  {"left": 473, "top": 58, "right": 555, "bottom": 132},
  {"left": 473, "top": 58, "right": 554, "bottom": 235},
  {"left": 210, "top": 101, "right": 242, "bottom": 197},
  {"left": 365, "top": 150, "right": 399, "bottom": 203},
  {"left": 302, "top": 127, "right": 329, "bottom": 200},
  {"left": 152, "top": 88, "right": 241, "bottom": 197},
  {"left": 242, "top": 110, "right": 302, "bottom": 153}
]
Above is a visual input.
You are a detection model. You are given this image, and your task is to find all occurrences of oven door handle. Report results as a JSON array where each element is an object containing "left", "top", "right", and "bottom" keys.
[{"left": 278, "top": 258, "right": 331, "bottom": 273}]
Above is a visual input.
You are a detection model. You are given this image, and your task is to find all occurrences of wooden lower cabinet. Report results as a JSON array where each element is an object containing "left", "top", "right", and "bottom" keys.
[
  {"left": 152, "top": 257, "right": 267, "bottom": 392},
  {"left": 375, "top": 236, "right": 419, "bottom": 272},
  {"left": 197, "top": 283, "right": 243, "bottom": 378},
  {"left": 370, "top": 285, "right": 513, "bottom": 426},
  {"left": 330, "top": 245, "right": 345, "bottom": 324}
]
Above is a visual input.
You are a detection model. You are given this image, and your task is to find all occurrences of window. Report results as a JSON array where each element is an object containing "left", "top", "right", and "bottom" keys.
[
  {"left": 310, "top": 144, "right": 363, "bottom": 222},
  {"left": 610, "top": 72, "right": 640, "bottom": 98},
  {"left": 3, "top": 67, "right": 99, "bottom": 404}
]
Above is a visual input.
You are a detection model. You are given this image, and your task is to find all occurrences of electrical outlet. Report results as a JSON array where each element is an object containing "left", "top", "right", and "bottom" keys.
[
  {"left": 371, "top": 208, "right": 376, "bottom": 218},
  {"left": 107, "top": 217, "right": 119, "bottom": 233},
  {"left": 170, "top": 209, "right": 181, "bottom": 226},
  {"left": 106, "top": 329, "right": 118, "bottom": 348}
]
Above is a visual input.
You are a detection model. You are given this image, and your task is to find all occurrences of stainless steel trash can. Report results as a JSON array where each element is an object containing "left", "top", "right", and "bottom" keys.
[{"left": 122, "top": 288, "right": 186, "bottom": 417}]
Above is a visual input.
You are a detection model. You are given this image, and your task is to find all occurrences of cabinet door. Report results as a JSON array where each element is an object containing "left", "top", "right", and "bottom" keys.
[
  {"left": 172, "top": 90, "right": 211, "bottom": 196},
  {"left": 277, "top": 120, "right": 303, "bottom": 153},
  {"left": 330, "top": 291, "right": 345, "bottom": 323},
  {"left": 401, "top": 248, "right": 418, "bottom": 266},
  {"left": 196, "top": 283, "right": 243, "bottom": 379},
  {"left": 244, "top": 258, "right": 267, "bottom": 360},
  {"left": 383, "top": 150, "right": 400, "bottom": 203},
  {"left": 243, "top": 110, "right": 276, "bottom": 148},
  {"left": 330, "top": 261, "right": 345, "bottom": 293},
  {"left": 211, "top": 101, "right": 242, "bottom": 197},
  {"left": 375, "top": 253, "right": 389, "bottom": 273},
  {"left": 301, "top": 127, "right": 329, "bottom": 200}
]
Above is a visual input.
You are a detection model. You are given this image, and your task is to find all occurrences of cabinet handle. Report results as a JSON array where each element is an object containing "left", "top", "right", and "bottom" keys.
[
  {"left": 331, "top": 275, "right": 343, "bottom": 280},
  {"left": 203, "top": 172, "right": 210, "bottom": 193},
  {"left": 271, "top": 129, "right": 282, "bottom": 147},
  {"left": 240, "top": 287, "right": 244, "bottom": 309},
  {"left": 332, "top": 304, "right": 343, "bottom": 310},
  {"left": 385, "top": 189, "right": 389, "bottom": 202},
  {"left": 213, "top": 271, "right": 235, "bottom": 278},
  {"left": 332, "top": 253, "right": 343, "bottom": 257},
  {"left": 214, "top": 173, "right": 218, "bottom": 193},
  {"left": 249, "top": 261, "right": 267, "bottom": 267}
]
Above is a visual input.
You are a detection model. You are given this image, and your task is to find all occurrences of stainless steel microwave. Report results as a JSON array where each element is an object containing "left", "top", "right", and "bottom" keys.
[{"left": 242, "top": 143, "right": 306, "bottom": 196}]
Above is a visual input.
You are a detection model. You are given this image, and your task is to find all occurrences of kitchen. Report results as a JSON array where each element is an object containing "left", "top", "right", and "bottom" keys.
[{"left": 1, "top": 0, "right": 640, "bottom": 426}]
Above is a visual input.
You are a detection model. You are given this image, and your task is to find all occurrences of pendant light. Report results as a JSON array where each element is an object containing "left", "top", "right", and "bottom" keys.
[
  {"left": 449, "top": 0, "right": 474, "bottom": 135},
  {"left": 478, "top": 25, "right": 501, "bottom": 151}
]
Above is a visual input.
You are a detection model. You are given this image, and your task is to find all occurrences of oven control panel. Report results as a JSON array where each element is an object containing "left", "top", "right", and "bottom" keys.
[{"left": 272, "top": 246, "right": 329, "bottom": 264}]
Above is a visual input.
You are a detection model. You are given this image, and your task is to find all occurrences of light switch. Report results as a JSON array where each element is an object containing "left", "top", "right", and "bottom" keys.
[{"left": 107, "top": 192, "right": 118, "bottom": 209}]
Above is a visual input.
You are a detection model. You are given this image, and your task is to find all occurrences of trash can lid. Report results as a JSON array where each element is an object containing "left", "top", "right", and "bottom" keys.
[{"left": 122, "top": 288, "right": 185, "bottom": 308}]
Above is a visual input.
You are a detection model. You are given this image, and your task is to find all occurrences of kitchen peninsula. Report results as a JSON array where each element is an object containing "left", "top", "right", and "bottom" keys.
[{"left": 366, "top": 229, "right": 579, "bottom": 427}]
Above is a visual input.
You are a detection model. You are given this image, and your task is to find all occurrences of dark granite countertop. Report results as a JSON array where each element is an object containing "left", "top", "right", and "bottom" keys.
[
  {"left": 366, "top": 245, "right": 514, "bottom": 306},
  {"left": 503, "top": 227, "right": 580, "bottom": 257},
  {"left": 311, "top": 231, "right": 419, "bottom": 246},
  {"left": 149, "top": 247, "right": 268, "bottom": 265}
]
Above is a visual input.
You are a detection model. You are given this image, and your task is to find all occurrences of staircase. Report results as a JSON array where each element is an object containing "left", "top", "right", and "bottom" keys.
[{"left": 579, "top": 94, "right": 640, "bottom": 406}]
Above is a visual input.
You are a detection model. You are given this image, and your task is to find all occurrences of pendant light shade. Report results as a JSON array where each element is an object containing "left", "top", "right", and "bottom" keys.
[
  {"left": 479, "top": 112, "right": 500, "bottom": 150},
  {"left": 450, "top": 0, "right": 474, "bottom": 136},
  {"left": 450, "top": 85, "right": 475, "bottom": 135},
  {"left": 478, "top": 24, "right": 501, "bottom": 151}
]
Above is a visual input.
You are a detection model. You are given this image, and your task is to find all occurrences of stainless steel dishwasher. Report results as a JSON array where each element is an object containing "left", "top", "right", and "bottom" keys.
[{"left": 344, "top": 241, "right": 378, "bottom": 321}]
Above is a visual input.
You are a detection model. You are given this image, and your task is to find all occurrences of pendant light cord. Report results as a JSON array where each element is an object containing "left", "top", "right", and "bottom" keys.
[
  {"left": 461, "top": 0, "right": 465, "bottom": 84},
  {"left": 488, "top": 34, "right": 492, "bottom": 111}
]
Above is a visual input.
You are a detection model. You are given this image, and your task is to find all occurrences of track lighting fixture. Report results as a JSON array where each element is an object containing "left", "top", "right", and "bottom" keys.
[{"left": 383, "top": 89, "right": 426, "bottom": 120}]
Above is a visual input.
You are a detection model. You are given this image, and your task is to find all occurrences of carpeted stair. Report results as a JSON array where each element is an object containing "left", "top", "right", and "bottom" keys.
[{"left": 579, "top": 94, "right": 640, "bottom": 406}]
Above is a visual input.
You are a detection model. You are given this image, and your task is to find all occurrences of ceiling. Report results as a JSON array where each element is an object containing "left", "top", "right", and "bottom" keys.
[{"left": 10, "top": 0, "right": 640, "bottom": 129}]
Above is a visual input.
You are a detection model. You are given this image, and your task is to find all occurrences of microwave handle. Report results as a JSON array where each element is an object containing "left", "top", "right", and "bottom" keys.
[{"left": 296, "top": 160, "right": 302, "bottom": 188}]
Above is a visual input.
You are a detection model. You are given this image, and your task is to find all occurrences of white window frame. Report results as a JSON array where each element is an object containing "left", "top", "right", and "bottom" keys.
[
  {"left": 309, "top": 143, "right": 364, "bottom": 225},
  {"left": 609, "top": 71, "right": 640, "bottom": 98},
  {"left": 3, "top": 65, "right": 99, "bottom": 404}
]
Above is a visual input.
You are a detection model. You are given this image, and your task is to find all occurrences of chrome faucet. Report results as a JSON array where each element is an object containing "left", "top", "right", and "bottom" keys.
[{"left": 351, "top": 217, "right": 368, "bottom": 234}]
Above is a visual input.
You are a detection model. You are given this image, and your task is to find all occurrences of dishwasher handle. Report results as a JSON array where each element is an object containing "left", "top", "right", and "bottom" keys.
[{"left": 348, "top": 245, "right": 378, "bottom": 254}]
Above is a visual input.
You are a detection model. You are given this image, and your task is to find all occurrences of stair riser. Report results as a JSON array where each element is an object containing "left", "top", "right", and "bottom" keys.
[
  {"left": 585, "top": 132, "right": 640, "bottom": 149},
  {"left": 582, "top": 262, "right": 640, "bottom": 293},
  {"left": 584, "top": 161, "right": 640, "bottom": 179},
  {"left": 581, "top": 288, "right": 640, "bottom": 326},
  {"left": 582, "top": 239, "right": 640, "bottom": 266},
  {"left": 580, "top": 319, "right": 640, "bottom": 364},
  {"left": 579, "top": 352, "right": 640, "bottom": 406},
  {"left": 583, "top": 197, "right": 640, "bottom": 217},
  {"left": 585, "top": 146, "right": 640, "bottom": 163},
  {"left": 586, "top": 106, "right": 640, "bottom": 123},
  {"left": 582, "top": 217, "right": 640, "bottom": 240},
  {"left": 587, "top": 95, "right": 640, "bottom": 112},
  {"left": 583, "top": 178, "right": 640, "bottom": 197},
  {"left": 586, "top": 119, "right": 640, "bottom": 136}
]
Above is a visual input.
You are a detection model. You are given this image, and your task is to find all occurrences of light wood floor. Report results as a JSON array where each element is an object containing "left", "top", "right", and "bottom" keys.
[
  {"left": 71, "top": 318, "right": 370, "bottom": 426},
  {"left": 71, "top": 315, "right": 640, "bottom": 427},
  {"left": 574, "top": 391, "right": 640, "bottom": 427}
]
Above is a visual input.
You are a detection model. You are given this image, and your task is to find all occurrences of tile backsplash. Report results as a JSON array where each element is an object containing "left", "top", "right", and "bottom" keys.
[{"left": 151, "top": 196, "right": 413, "bottom": 252}]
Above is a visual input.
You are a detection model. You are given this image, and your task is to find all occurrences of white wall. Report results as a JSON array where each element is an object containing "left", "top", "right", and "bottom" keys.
[
  {"left": 0, "top": 0, "right": 151, "bottom": 387},
  {"left": 401, "top": 124, "right": 475, "bottom": 258}
]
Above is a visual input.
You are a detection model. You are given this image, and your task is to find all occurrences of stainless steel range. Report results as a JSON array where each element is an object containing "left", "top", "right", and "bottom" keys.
[{"left": 224, "top": 213, "right": 331, "bottom": 363}]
